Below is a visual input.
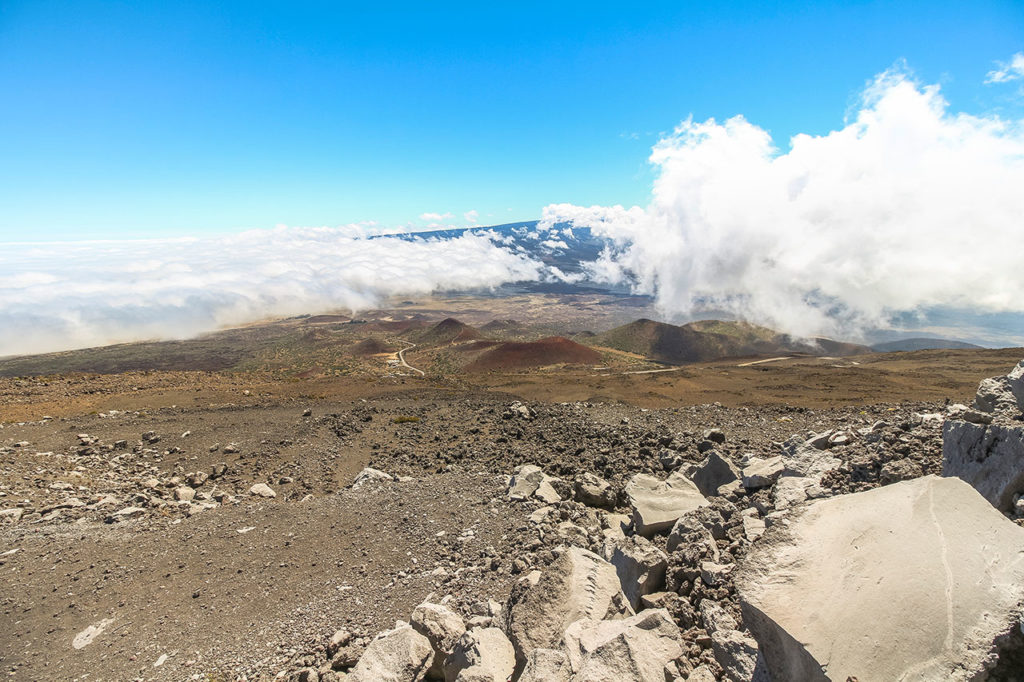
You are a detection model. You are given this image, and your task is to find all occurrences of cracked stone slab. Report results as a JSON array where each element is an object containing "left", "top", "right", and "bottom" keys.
[{"left": 736, "top": 475, "right": 1024, "bottom": 682}]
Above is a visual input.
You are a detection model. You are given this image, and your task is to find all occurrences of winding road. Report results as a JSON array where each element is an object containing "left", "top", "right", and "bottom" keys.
[{"left": 395, "top": 342, "right": 425, "bottom": 376}]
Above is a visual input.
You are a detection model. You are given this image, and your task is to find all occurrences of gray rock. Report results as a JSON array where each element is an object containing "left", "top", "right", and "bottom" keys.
[
  {"left": 501, "top": 547, "right": 632, "bottom": 670},
  {"left": 442, "top": 628, "right": 515, "bottom": 682},
  {"left": 737, "top": 476, "right": 1024, "bottom": 682},
  {"left": 347, "top": 624, "right": 433, "bottom": 682},
  {"left": 625, "top": 471, "right": 709, "bottom": 537},
  {"left": 249, "top": 483, "right": 276, "bottom": 498},
  {"left": 517, "top": 648, "right": 570, "bottom": 682},
  {"left": 699, "top": 600, "right": 738, "bottom": 635},
  {"left": 690, "top": 451, "right": 739, "bottom": 498},
  {"left": 352, "top": 467, "right": 393, "bottom": 488},
  {"left": 943, "top": 420, "right": 1024, "bottom": 512},
  {"left": 574, "top": 473, "right": 615, "bottom": 508},
  {"left": 710, "top": 630, "right": 760, "bottom": 682},
  {"left": 741, "top": 456, "right": 785, "bottom": 489},
  {"left": 703, "top": 428, "right": 726, "bottom": 444},
  {"left": 507, "top": 465, "right": 560, "bottom": 503},
  {"left": 562, "top": 609, "right": 684, "bottom": 682},
  {"left": 411, "top": 602, "right": 465, "bottom": 679},
  {"left": 174, "top": 486, "right": 196, "bottom": 502},
  {"left": 609, "top": 536, "right": 668, "bottom": 610}
]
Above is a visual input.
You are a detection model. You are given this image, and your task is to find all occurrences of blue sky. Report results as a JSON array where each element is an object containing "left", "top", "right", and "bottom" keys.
[{"left": 1, "top": 0, "right": 1022, "bottom": 241}]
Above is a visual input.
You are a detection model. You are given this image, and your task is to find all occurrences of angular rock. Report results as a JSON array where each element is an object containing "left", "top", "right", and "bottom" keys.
[
  {"left": 690, "top": 451, "right": 739, "bottom": 498},
  {"left": 411, "top": 602, "right": 466, "bottom": 679},
  {"left": 517, "top": 648, "right": 571, "bottom": 682},
  {"left": 710, "top": 629, "right": 760, "bottom": 682},
  {"left": 249, "top": 483, "right": 276, "bottom": 498},
  {"left": 699, "top": 599, "right": 738, "bottom": 635},
  {"left": 943, "top": 419, "right": 1024, "bottom": 512},
  {"left": 507, "top": 465, "right": 560, "bottom": 503},
  {"left": 174, "top": 486, "right": 196, "bottom": 502},
  {"left": 740, "top": 511, "right": 766, "bottom": 542},
  {"left": 574, "top": 473, "right": 615, "bottom": 508},
  {"left": 353, "top": 467, "right": 393, "bottom": 488},
  {"left": 737, "top": 475, "right": 1024, "bottom": 682},
  {"left": 741, "top": 456, "right": 784, "bottom": 489},
  {"left": 347, "top": 624, "right": 433, "bottom": 682},
  {"left": 779, "top": 436, "right": 841, "bottom": 479},
  {"left": 562, "top": 609, "right": 685, "bottom": 682},
  {"left": 442, "top": 628, "right": 515, "bottom": 682},
  {"left": 501, "top": 547, "right": 632, "bottom": 670},
  {"left": 625, "top": 471, "right": 709, "bottom": 537},
  {"left": 773, "top": 476, "right": 814, "bottom": 510},
  {"left": 609, "top": 536, "right": 668, "bottom": 610}
]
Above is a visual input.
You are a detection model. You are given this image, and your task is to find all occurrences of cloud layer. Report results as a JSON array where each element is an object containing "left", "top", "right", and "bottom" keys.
[
  {"left": 541, "top": 70, "right": 1024, "bottom": 341},
  {"left": 0, "top": 228, "right": 541, "bottom": 356}
]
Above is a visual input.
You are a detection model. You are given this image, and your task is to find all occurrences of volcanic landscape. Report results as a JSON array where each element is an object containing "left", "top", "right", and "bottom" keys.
[{"left": 2, "top": 292, "right": 1024, "bottom": 681}]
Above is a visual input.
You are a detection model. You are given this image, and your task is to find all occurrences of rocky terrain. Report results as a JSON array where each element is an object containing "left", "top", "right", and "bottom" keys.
[{"left": 2, "top": 328, "right": 1024, "bottom": 680}]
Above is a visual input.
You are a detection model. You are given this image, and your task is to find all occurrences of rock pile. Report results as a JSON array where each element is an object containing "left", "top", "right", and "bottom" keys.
[{"left": 943, "top": 360, "right": 1024, "bottom": 515}]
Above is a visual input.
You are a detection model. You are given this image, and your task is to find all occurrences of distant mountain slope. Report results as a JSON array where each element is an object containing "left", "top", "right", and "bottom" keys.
[
  {"left": 594, "top": 318, "right": 869, "bottom": 364},
  {"left": 464, "top": 336, "right": 601, "bottom": 371},
  {"left": 871, "top": 338, "right": 984, "bottom": 352}
]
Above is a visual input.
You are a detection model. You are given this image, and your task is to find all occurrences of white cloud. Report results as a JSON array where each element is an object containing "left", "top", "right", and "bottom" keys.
[
  {"left": 464, "top": 210, "right": 479, "bottom": 224},
  {"left": 985, "top": 52, "right": 1024, "bottom": 84},
  {"left": 542, "top": 69, "right": 1024, "bottom": 340},
  {"left": 419, "top": 212, "right": 453, "bottom": 222},
  {"left": 0, "top": 228, "right": 542, "bottom": 356}
]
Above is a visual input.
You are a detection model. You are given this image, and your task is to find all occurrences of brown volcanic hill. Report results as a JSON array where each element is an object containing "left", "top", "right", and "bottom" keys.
[
  {"left": 349, "top": 338, "right": 398, "bottom": 356},
  {"left": 465, "top": 336, "right": 602, "bottom": 371},
  {"left": 414, "top": 318, "right": 485, "bottom": 345},
  {"left": 595, "top": 318, "right": 869, "bottom": 365},
  {"left": 595, "top": 319, "right": 745, "bottom": 364}
]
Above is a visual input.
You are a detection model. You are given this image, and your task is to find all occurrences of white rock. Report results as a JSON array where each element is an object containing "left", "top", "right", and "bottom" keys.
[
  {"left": 610, "top": 536, "right": 668, "bottom": 611},
  {"left": 442, "top": 627, "right": 515, "bottom": 682},
  {"left": 347, "top": 624, "right": 433, "bottom": 682},
  {"left": 249, "top": 483, "right": 276, "bottom": 498},
  {"left": 411, "top": 602, "right": 465, "bottom": 679},
  {"left": 943, "top": 420, "right": 1024, "bottom": 512},
  {"left": 741, "top": 456, "right": 785, "bottom": 489},
  {"left": 689, "top": 450, "right": 740, "bottom": 498},
  {"left": 625, "top": 471, "right": 709, "bottom": 537},
  {"left": 710, "top": 629, "right": 760, "bottom": 682},
  {"left": 737, "top": 475, "right": 1024, "bottom": 681},
  {"left": 352, "top": 467, "right": 394, "bottom": 488},
  {"left": 562, "top": 609, "right": 685, "bottom": 682},
  {"left": 517, "top": 648, "right": 571, "bottom": 682},
  {"left": 501, "top": 547, "right": 633, "bottom": 668}
]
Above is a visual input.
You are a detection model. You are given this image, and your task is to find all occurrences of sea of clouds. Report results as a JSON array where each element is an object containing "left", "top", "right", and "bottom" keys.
[
  {"left": 540, "top": 68, "right": 1024, "bottom": 342},
  {"left": 3, "top": 67, "right": 1023, "bottom": 357},
  {"left": 0, "top": 229, "right": 542, "bottom": 356}
]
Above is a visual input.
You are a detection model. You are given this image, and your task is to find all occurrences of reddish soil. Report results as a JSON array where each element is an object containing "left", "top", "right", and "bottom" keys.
[{"left": 465, "top": 336, "right": 602, "bottom": 371}]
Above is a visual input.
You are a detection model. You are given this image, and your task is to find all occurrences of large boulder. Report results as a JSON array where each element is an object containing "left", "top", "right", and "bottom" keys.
[
  {"left": 736, "top": 476, "right": 1024, "bottom": 681},
  {"left": 609, "top": 536, "right": 668, "bottom": 611},
  {"left": 517, "top": 648, "right": 571, "bottom": 682},
  {"left": 561, "top": 608, "right": 685, "bottom": 682},
  {"left": 442, "top": 628, "right": 515, "bottom": 682},
  {"left": 974, "top": 360, "right": 1024, "bottom": 414},
  {"left": 411, "top": 602, "right": 466, "bottom": 679},
  {"left": 689, "top": 451, "right": 739, "bottom": 498},
  {"left": 501, "top": 547, "right": 632, "bottom": 670},
  {"left": 943, "top": 420, "right": 1024, "bottom": 512},
  {"left": 625, "top": 471, "right": 709, "bottom": 537},
  {"left": 347, "top": 624, "right": 434, "bottom": 682}
]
